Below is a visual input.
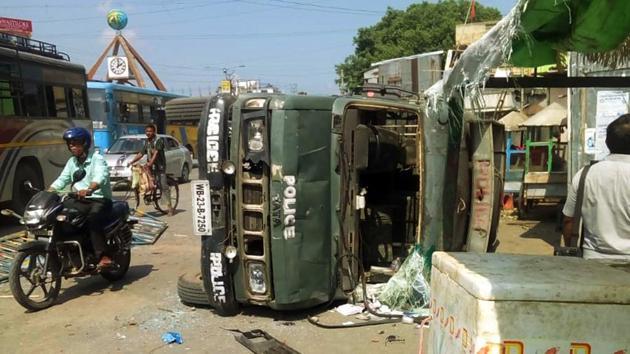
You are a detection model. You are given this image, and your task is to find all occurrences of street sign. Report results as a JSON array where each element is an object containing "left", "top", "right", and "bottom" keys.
[
  {"left": 220, "top": 80, "right": 232, "bottom": 94},
  {"left": 0, "top": 17, "right": 32, "bottom": 37}
]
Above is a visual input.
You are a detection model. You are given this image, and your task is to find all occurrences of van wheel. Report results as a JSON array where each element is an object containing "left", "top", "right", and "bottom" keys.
[
  {"left": 177, "top": 272, "right": 210, "bottom": 306},
  {"left": 179, "top": 164, "right": 190, "bottom": 183},
  {"left": 12, "top": 161, "right": 44, "bottom": 215}
]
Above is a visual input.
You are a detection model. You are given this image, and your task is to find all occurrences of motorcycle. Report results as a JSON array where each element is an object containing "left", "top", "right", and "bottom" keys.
[{"left": 1, "top": 169, "right": 133, "bottom": 311}]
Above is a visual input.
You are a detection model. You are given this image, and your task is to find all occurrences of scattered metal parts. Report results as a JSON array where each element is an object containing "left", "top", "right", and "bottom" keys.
[
  {"left": 0, "top": 232, "right": 29, "bottom": 282},
  {"left": 385, "top": 335, "right": 405, "bottom": 345},
  {"left": 129, "top": 211, "right": 168, "bottom": 245},
  {"left": 232, "top": 329, "right": 300, "bottom": 354}
]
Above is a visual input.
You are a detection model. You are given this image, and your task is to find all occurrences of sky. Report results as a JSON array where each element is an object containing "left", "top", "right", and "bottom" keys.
[{"left": 3, "top": 0, "right": 515, "bottom": 95}]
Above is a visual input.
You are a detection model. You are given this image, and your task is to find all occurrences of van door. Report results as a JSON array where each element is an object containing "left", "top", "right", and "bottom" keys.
[{"left": 331, "top": 97, "right": 424, "bottom": 290}]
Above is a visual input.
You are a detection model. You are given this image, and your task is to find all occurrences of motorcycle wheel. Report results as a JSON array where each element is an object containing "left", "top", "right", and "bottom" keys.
[
  {"left": 100, "top": 250, "right": 131, "bottom": 281},
  {"left": 9, "top": 249, "right": 62, "bottom": 311}
]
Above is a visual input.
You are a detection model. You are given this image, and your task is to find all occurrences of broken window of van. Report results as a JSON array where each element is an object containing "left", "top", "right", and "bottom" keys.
[
  {"left": 243, "top": 110, "right": 268, "bottom": 164},
  {"left": 377, "top": 245, "right": 431, "bottom": 315},
  {"left": 247, "top": 119, "right": 264, "bottom": 152}
]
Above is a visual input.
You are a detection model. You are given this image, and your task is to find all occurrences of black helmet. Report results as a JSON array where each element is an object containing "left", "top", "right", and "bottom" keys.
[{"left": 62, "top": 127, "right": 92, "bottom": 150}]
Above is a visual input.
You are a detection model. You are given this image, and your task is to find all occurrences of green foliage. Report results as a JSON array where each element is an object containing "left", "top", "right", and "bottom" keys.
[{"left": 336, "top": 0, "right": 502, "bottom": 92}]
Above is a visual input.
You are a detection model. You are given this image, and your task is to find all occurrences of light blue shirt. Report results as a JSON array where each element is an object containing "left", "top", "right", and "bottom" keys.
[{"left": 50, "top": 150, "right": 112, "bottom": 199}]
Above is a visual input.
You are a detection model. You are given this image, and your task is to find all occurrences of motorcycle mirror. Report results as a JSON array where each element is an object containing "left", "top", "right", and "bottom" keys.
[
  {"left": 23, "top": 180, "right": 35, "bottom": 191},
  {"left": 1, "top": 209, "right": 23, "bottom": 222},
  {"left": 72, "top": 169, "right": 86, "bottom": 183}
]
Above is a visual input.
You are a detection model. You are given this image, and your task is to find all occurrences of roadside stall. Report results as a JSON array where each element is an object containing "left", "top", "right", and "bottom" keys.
[
  {"left": 421, "top": 0, "right": 630, "bottom": 352},
  {"left": 517, "top": 102, "right": 568, "bottom": 216},
  {"left": 498, "top": 110, "right": 528, "bottom": 201}
]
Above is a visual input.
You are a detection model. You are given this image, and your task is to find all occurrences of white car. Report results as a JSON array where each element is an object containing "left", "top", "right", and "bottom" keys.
[{"left": 103, "top": 134, "right": 193, "bottom": 183}]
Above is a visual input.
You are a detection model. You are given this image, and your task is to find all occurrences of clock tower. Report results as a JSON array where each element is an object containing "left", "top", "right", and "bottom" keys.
[{"left": 87, "top": 10, "right": 166, "bottom": 91}]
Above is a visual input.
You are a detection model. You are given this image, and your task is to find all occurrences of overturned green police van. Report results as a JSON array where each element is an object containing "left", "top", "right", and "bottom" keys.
[{"left": 194, "top": 87, "right": 504, "bottom": 315}]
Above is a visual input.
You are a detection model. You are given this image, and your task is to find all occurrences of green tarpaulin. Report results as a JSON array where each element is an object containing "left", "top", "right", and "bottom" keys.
[{"left": 511, "top": 0, "right": 630, "bottom": 67}]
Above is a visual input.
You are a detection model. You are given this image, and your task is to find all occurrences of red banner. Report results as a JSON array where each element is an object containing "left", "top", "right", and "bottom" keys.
[{"left": 0, "top": 17, "right": 33, "bottom": 35}]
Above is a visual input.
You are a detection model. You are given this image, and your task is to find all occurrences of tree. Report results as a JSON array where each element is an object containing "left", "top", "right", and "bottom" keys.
[{"left": 336, "top": 0, "right": 502, "bottom": 92}]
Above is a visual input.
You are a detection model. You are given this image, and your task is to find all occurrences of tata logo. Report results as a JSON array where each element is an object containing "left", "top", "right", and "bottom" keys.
[
  {"left": 206, "top": 108, "right": 221, "bottom": 173},
  {"left": 283, "top": 176, "right": 297, "bottom": 239}
]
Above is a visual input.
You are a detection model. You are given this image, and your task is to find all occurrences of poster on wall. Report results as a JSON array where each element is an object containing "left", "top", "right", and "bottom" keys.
[
  {"left": 595, "top": 91, "right": 629, "bottom": 160},
  {"left": 584, "top": 128, "right": 597, "bottom": 155}
]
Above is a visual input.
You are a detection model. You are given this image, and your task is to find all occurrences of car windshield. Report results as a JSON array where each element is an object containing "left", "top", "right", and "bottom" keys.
[{"left": 107, "top": 138, "right": 145, "bottom": 154}]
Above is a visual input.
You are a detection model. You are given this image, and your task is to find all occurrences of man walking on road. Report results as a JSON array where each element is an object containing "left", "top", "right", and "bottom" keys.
[
  {"left": 562, "top": 114, "right": 630, "bottom": 261},
  {"left": 128, "top": 124, "right": 174, "bottom": 216}
]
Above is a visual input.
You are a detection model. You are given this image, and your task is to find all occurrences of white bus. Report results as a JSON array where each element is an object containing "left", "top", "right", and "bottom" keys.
[{"left": 0, "top": 33, "right": 91, "bottom": 212}]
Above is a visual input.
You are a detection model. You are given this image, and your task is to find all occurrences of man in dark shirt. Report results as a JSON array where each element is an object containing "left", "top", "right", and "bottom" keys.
[{"left": 128, "top": 124, "right": 174, "bottom": 215}]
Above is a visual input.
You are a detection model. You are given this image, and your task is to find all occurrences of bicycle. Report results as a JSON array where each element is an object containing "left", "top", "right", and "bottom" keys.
[{"left": 112, "top": 165, "right": 179, "bottom": 215}]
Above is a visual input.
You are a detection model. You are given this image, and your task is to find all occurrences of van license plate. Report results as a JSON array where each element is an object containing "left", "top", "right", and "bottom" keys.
[{"left": 191, "top": 180, "right": 212, "bottom": 236}]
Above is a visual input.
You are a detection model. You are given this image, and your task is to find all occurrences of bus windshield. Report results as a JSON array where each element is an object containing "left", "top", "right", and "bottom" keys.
[{"left": 108, "top": 137, "right": 145, "bottom": 154}]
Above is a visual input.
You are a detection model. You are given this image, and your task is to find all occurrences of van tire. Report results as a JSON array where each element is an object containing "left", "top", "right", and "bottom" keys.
[{"left": 177, "top": 272, "right": 211, "bottom": 306}]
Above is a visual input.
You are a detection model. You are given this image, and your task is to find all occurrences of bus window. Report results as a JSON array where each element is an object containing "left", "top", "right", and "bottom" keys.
[
  {"left": 45, "top": 86, "right": 68, "bottom": 118},
  {"left": 88, "top": 88, "right": 107, "bottom": 124},
  {"left": 127, "top": 103, "right": 140, "bottom": 123},
  {"left": 0, "top": 59, "right": 19, "bottom": 77},
  {"left": 70, "top": 88, "right": 87, "bottom": 118},
  {"left": 119, "top": 102, "right": 140, "bottom": 123},
  {"left": 22, "top": 81, "right": 45, "bottom": 117},
  {"left": 141, "top": 105, "right": 151, "bottom": 122},
  {"left": 0, "top": 79, "right": 19, "bottom": 116}
]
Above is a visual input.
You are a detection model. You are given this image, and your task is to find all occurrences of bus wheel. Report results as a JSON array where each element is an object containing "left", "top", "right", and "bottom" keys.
[{"left": 12, "top": 161, "right": 44, "bottom": 214}]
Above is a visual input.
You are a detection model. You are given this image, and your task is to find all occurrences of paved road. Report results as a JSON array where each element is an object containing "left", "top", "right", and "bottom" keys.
[{"left": 0, "top": 169, "right": 422, "bottom": 353}]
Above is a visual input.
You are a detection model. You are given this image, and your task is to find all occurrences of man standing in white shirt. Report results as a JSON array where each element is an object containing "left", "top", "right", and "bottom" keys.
[{"left": 562, "top": 114, "right": 630, "bottom": 261}]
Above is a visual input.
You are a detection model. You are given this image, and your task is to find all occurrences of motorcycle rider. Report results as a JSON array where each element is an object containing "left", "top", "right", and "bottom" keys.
[{"left": 49, "top": 127, "right": 114, "bottom": 268}]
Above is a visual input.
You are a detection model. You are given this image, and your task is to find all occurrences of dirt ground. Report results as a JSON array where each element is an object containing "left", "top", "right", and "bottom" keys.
[{"left": 0, "top": 169, "right": 562, "bottom": 353}]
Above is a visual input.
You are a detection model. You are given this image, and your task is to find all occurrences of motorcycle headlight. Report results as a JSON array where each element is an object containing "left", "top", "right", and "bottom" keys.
[
  {"left": 248, "top": 262, "right": 267, "bottom": 294},
  {"left": 23, "top": 209, "right": 45, "bottom": 225}
]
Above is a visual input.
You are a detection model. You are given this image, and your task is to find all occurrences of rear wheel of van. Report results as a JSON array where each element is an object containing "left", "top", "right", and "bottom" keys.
[{"left": 201, "top": 235, "right": 240, "bottom": 316}]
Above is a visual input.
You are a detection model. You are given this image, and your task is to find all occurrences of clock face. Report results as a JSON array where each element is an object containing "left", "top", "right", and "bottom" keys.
[{"left": 109, "top": 57, "right": 127, "bottom": 75}]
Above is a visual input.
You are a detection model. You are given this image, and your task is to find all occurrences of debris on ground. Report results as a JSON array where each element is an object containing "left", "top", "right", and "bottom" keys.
[
  {"left": 385, "top": 335, "right": 405, "bottom": 345},
  {"left": 233, "top": 329, "right": 300, "bottom": 354},
  {"left": 378, "top": 246, "right": 431, "bottom": 316},
  {"left": 129, "top": 211, "right": 168, "bottom": 245},
  {"left": 335, "top": 303, "right": 364, "bottom": 316},
  {"left": 353, "top": 282, "right": 387, "bottom": 301},
  {"left": 0, "top": 232, "right": 29, "bottom": 283},
  {"left": 161, "top": 331, "right": 183, "bottom": 344}
]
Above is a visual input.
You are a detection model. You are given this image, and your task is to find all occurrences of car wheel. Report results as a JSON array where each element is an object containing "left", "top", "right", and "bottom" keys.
[{"left": 180, "top": 164, "right": 190, "bottom": 183}]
